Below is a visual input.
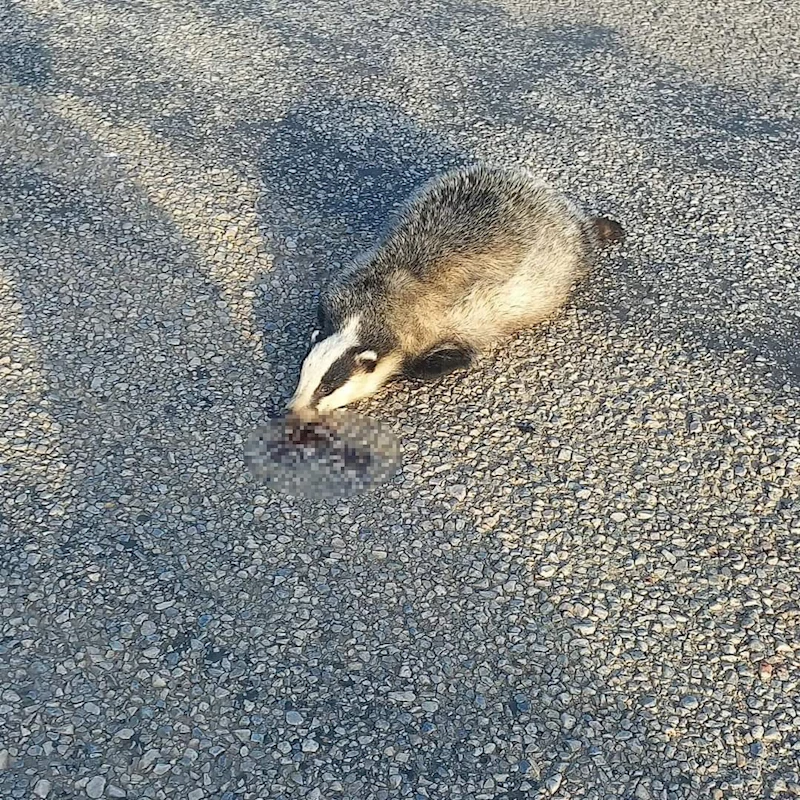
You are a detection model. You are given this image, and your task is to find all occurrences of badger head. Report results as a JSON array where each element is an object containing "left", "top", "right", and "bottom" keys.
[{"left": 288, "top": 305, "right": 402, "bottom": 415}]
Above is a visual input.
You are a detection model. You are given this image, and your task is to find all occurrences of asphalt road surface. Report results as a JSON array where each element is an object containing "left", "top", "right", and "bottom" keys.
[{"left": 1, "top": 1, "right": 799, "bottom": 799}]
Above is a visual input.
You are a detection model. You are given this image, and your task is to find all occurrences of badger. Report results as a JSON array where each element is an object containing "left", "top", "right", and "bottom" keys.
[{"left": 288, "top": 164, "right": 624, "bottom": 415}]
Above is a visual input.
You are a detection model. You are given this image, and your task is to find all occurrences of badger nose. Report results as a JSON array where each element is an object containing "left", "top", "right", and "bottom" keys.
[{"left": 284, "top": 399, "right": 318, "bottom": 420}]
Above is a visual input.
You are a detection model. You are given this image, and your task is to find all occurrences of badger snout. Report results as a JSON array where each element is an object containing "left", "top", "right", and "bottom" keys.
[
  {"left": 286, "top": 376, "right": 319, "bottom": 418},
  {"left": 283, "top": 398, "right": 315, "bottom": 418}
]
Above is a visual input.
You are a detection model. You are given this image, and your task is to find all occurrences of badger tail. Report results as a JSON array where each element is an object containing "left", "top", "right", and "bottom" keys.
[{"left": 592, "top": 216, "right": 625, "bottom": 245}]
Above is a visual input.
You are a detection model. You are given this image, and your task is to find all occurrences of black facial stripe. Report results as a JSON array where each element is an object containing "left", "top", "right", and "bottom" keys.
[{"left": 313, "top": 348, "right": 360, "bottom": 400}]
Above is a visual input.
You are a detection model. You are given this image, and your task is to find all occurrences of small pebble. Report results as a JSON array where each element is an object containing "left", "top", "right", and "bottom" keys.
[
  {"left": 86, "top": 776, "right": 106, "bottom": 799},
  {"left": 546, "top": 773, "right": 563, "bottom": 794},
  {"left": 447, "top": 484, "right": 467, "bottom": 502}
]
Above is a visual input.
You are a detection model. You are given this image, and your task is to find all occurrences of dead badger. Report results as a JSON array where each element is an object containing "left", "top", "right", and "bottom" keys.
[{"left": 289, "top": 164, "right": 623, "bottom": 415}]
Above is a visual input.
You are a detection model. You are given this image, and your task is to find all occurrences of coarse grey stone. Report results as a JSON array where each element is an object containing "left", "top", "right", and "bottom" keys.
[{"left": 85, "top": 777, "right": 106, "bottom": 799}]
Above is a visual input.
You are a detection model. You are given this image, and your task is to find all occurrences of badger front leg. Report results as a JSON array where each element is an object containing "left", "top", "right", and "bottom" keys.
[{"left": 404, "top": 344, "right": 475, "bottom": 381}]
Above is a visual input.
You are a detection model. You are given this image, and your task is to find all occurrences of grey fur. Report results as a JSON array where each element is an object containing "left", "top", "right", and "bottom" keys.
[{"left": 293, "top": 164, "right": 623, "bottom": 411}]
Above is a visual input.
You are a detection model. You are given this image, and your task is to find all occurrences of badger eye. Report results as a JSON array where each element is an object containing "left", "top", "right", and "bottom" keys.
[{"left": 310, "top": 329, "right": 321, "bottom": 343}]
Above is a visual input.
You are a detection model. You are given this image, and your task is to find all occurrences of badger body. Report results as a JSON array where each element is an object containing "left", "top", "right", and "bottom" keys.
[{"left": 289, "top": 164, "right": 623, "bottom": 414}]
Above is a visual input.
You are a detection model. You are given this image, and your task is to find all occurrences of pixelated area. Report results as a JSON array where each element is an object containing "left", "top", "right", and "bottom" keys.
[{"left": 244, "top": 411, "right": 402, "bottom": 499}]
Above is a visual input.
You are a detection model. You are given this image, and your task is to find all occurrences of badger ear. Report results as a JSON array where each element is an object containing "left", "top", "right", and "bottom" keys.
[{"left": 356, "top": 350, "right": 378, "bottom": 372}]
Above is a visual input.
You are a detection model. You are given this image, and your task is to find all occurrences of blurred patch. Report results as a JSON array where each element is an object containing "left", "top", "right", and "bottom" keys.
[{"left": 244, "top": 410, "right": 401, "bottom": 499}]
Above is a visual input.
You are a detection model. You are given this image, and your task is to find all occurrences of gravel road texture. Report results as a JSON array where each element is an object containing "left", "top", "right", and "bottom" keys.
[{"left": 1, "top": 1, "right": 799, "bottom": 799}]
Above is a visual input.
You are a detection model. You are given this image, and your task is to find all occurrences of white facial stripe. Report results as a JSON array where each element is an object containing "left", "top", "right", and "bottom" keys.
[{"left": 289, "top": 315, "right": 361, "bottom": 410}]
